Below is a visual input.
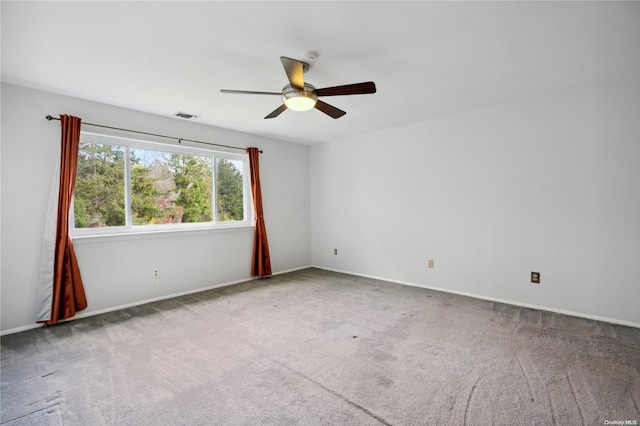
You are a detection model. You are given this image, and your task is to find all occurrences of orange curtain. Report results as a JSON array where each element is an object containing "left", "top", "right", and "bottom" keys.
[
  {"left": 247, "top": 147, "right": 272, "bottom": 277},
  {"left": 41, "top": 115, "right": 88, "bottom": 324}
]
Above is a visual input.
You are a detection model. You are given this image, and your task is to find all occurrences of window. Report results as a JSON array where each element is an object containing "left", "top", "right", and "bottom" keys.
[{"left": 72, "top": 132, "right": 251, "bottom": 235}]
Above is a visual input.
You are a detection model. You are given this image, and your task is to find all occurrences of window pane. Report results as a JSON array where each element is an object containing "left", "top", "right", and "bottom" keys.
[
  {"left": 130, "top": 148, "right": 213, "bottom": 225},
  {"left": 74, "top": 143, "right": 126, "bottom": 228},
  {"left": 217, "top": 158, "right": 245, "bottom": 222},
  {"left": 73, "top": 133, "right": 250, "bottom": 234}
]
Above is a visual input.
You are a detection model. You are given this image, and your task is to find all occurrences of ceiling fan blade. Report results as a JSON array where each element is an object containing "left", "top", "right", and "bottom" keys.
[
  {"left": 221, "top": 89, "right": 281, "bottom": 96},
  {"left": 280, "top": 56, "right": 305, "bottom": 90},
  {"left": 314, "top": 100, "right": 346, "bottom": 119},
  {"left": 264, "top": 104, "right": 288, "bottom": 119},
  {"left": 316, "top": 81, "right": 377, "bottom": 97}
]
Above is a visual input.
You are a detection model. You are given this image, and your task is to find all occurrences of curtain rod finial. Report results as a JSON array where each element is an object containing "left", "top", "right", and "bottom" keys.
[{"left": 45, "top": 115, "right": 54, "bottom": 121}]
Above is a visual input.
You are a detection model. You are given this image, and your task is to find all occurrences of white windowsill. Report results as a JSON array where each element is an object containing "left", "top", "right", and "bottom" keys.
[{"left": 72, "top": 224, "right": 254, "bottom": 244}]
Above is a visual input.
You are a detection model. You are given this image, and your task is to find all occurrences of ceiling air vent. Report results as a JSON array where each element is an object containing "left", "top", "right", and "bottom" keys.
[{"left": 174, "top": 112, "right": 199, "bottom": 120}]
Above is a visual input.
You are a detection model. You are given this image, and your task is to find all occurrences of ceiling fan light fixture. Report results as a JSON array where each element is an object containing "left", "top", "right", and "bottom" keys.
[
  {"left": 284, "top": 94, "right": 316, "bottom": 111},
  {"left": 283, "top": 84, "right": 318, "bottom": 112}
]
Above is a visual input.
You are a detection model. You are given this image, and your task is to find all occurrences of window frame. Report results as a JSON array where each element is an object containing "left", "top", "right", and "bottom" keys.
[{"left": 70, "top": 132, "right": 253, "bottom": 238}]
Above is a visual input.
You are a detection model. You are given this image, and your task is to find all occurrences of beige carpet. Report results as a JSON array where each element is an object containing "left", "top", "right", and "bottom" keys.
[{"left": 2, "top": 268, "right": 639, "bottom": 425}]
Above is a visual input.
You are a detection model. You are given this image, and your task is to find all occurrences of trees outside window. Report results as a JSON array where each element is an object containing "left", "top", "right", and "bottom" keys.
[
  {"left": 72, "top": 133, "right": 250, "bottom": 234},
  {"left": 74, "top": 144, "right": 125, "bottom": 228},
  {"left": 217, "top": 158, "right": 244, "bottom": 222}
]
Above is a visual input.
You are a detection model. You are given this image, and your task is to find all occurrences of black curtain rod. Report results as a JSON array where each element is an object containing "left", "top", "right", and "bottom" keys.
[{"left": 45, "top": 115, "right": 262, "bottom": 153}]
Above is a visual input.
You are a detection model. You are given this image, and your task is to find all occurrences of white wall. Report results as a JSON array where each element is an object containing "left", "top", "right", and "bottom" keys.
[
  {"left": 311, "top": 77, "right": 640, "bottom": 327},
  {"left": 1, "top": 83, "right": 311, "bottom": 333}
]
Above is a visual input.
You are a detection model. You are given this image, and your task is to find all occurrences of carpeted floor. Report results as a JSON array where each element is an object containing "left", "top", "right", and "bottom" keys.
[{"left": 1, "top": 268, "right": 639, "bottom": 425}]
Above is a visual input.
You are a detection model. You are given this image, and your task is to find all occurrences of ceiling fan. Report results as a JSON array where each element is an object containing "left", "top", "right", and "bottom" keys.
[{"left": 221, "top": 56, "right": 376, "bottom": 119}]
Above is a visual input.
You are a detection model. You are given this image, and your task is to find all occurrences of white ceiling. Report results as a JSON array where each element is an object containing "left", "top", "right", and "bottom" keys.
[{"left": 2, "top": 1, "right": 639, "bottom": 145}]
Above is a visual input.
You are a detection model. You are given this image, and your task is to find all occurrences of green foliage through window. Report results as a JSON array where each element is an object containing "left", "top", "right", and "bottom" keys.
[
  {"left": 217, "top": 158, "right": 244, "bottom": 222},
  {"left": 74, "top": 144, "right": 125, "bottom": 228},
  {"left": 73, "top": 135, "right": 248, "bottom": 231}
]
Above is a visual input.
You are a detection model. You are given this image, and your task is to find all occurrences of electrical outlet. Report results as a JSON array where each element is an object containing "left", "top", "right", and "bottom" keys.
[
  {"left": 334, "top": 249, "right": 338, "bottom": 255},
  {"left": 531, "top": 272, "right": 540, "bottom": 284},
  {"left": 153, "top": 269, "right": 159, "bottom": 278},
  {"left": 428, "top": 259, "right": 434, "bottom": 269}
]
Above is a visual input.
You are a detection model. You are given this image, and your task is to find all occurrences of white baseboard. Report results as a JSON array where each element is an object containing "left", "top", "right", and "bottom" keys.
[
  {"left": 270, "top": 265, "right": 314, "bottom": 276},
  {"left": 1, "top": 265, "right": 313, "bottom": 336},
  {"left": 312, "top": 265, "right": 640, "bottom": 329},
  {"left": 0, "top": 323, "right": 42, "bottom": 336}
]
